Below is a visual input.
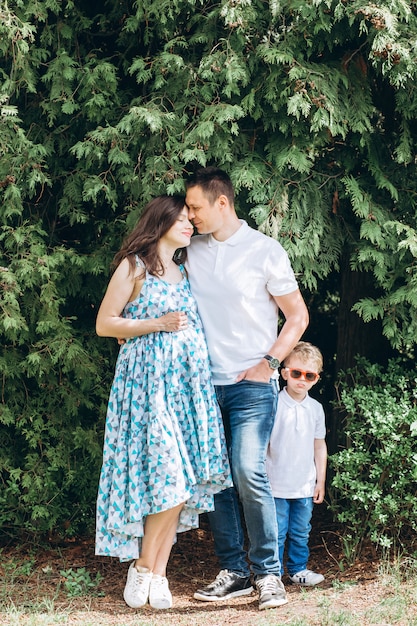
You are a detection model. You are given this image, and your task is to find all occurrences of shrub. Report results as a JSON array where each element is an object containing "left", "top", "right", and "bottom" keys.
[{"left": 329, "top": 358, "right": 417, "bottom": 563}]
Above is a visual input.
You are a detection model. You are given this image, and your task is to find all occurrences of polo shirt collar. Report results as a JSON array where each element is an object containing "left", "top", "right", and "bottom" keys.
[{"left": 208, "top": 220, "right": 248, "bottom": 247}]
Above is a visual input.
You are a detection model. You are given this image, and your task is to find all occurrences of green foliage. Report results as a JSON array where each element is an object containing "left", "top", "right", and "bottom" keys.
[
  {"left": 329, "top": 358, "right": 417, "bottom": 563},
  {"left": 1, "top": 0, "right": 417, "bottom": 537},
  {"left": 60, "top": 567, "right": 103, "bottom": 597},
  {"left": 3, "top": 556, "right": 35, "bottom": 580}
]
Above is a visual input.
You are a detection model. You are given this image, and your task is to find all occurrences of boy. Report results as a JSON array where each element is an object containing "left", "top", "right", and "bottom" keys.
[{"left": 266, "top": 341, "right": 327, "bottom": 586}]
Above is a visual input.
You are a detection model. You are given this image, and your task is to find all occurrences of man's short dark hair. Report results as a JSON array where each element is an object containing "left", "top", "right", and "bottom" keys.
[{"left": 185, "top": 166, "right": 235, "bottom": 206}]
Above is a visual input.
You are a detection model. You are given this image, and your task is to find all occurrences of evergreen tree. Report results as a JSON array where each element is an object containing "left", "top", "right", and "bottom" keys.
[{"left": 1, "top": 0, "right": 417, "bottom": 534}]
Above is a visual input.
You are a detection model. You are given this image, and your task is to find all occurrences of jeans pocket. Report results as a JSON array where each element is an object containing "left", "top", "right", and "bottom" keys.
[{"left": 237, "top": 379, "right": 271, "bottom": 387}]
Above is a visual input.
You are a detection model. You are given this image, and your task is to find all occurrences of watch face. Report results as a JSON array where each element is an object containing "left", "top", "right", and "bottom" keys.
[{"left": 265, "top": 355, "right": 280, "bottom": 369}]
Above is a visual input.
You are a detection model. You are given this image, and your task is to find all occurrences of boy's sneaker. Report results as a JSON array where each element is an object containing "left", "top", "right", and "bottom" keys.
[
  {"left": 193, "top": 569, "right": 253, "bottom": 601},
  {"left": 149, "top": 574, "right": 172, "bottom": 609},
  {"left": 256, "top": 574, "right": 288, "bottom": 610},
  {"left": 289, "top": 569, "right": 325, "bottom": 586},
  {"left": 123, "top": 562, "right": 153, "bottom": 608}
]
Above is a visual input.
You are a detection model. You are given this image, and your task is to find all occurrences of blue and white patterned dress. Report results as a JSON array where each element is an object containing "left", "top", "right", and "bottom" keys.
[{"left": 95, "top": 260, "right": 232, "bottom": 561}]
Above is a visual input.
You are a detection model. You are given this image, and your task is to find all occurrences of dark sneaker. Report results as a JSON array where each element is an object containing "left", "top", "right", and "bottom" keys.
[
  {"left": 256, "top": 574, "right": 288, "bottom": 610},
  {"left": 194, "top": 569, "right": 253, "bottom": 602}
]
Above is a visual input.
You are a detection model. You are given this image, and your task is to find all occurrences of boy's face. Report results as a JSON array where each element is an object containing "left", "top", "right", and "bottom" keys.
[{"left": 281, "top": 356, "right": 320, "bottom": 401}]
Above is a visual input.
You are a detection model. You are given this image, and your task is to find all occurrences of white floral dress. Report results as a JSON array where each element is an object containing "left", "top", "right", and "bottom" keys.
[{"left": 95, "top": 260, "right": 232, "bottom": 561}]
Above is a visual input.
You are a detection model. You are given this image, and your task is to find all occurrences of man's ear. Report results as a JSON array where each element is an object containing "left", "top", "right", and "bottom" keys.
[{"left": 218, "top": 194, "right": 229, "bottom": 210}]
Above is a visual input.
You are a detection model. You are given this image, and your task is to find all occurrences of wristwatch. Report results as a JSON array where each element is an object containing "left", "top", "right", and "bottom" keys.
[{"left": 264, "top": 354, "right": 281, "bottom": 370}]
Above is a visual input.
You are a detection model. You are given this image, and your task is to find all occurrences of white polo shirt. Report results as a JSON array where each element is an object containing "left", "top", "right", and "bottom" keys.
[
  {"left": 186, "top": 220, "right": 299, "bottom": 385},
  {"left": 266, "top": 388, "right": 326, "bottom": 498}
]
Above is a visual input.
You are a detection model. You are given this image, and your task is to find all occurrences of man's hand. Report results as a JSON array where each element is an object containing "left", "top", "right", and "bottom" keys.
[{"left": 235, "top": 359, "right": 272, "bottom": 383}]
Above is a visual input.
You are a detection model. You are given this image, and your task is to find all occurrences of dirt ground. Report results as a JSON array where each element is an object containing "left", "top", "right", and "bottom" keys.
[{"left": 3, "top": 507, "right": 405, "bottom": 625}]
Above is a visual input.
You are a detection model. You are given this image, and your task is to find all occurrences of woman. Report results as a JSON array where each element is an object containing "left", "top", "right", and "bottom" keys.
[{"left": 95, "top": 195, "right": 231, "bottom": 610}]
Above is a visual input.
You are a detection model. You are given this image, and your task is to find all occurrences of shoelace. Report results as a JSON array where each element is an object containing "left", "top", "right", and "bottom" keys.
[
  {"left": 257, "top": 575, "right": 279, "bottom": 595},
  {"left": 132, "top": 569, "right": 151, "bottom": 589},
  {"left": 208, "top": 570, "right": 231, "bottom": 589},
  {"left": 151, "top": 576, "right": 169, "bottom": 594}
]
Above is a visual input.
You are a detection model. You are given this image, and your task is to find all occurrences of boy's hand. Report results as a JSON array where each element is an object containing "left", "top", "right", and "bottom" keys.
[{"left": 313, "top": 485, "right": 325, "bottom": 504}]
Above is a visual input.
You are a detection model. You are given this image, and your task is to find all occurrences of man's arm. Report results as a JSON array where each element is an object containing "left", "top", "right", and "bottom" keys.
[
  {"left": 268, "top": 289, "right": 310, "bottom": 361},
  {"left": 236, "top": 289, "right": 309, "bottom": 382}
]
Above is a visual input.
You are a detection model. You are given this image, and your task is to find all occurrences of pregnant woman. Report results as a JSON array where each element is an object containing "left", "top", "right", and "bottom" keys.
[{"left": 95, "top": 195, "right": 231, "bottom": 610}]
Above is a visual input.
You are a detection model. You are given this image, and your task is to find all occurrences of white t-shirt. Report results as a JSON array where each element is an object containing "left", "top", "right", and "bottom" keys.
[
  {"left": 266, "top": 387, "right": 326, "bottom": 499},
  {"left": 186, "top": 220, "right": 299, "bottom": 385}
]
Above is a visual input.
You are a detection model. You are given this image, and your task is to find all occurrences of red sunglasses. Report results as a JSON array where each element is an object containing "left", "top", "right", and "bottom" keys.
[{"left": 283, "top": 367, "right": 319, "bottom": 382}]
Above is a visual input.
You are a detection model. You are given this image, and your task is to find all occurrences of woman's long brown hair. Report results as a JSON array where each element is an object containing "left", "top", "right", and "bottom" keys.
[{"left": 112, "top": 195, "right": 188, "bottom": 276}]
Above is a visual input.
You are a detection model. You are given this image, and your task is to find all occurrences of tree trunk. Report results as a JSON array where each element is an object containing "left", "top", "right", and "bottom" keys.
[{"left": 328, "top": 249, "right": 394, "bottom": 452}]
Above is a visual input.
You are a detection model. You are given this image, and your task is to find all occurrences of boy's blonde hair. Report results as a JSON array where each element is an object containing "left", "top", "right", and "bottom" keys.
[{"left": 283, "top": 341, "right": 323, "bottom": 373}]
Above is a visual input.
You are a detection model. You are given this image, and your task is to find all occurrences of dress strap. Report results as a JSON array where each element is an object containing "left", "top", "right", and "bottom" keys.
[
  {"left": 135, "top": 255, "right": 146, "bottom": 269},
  {"left": 179, "top": 263, "right": 188, "bottom": 278}
]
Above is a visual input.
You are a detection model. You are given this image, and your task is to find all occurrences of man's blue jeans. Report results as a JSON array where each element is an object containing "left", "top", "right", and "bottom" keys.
[
  {"left": 274, "top": 497, "right": 314, "bottom": 576},
  {"left": 207, "top": 380, "right": 280, "bottom": 577}
]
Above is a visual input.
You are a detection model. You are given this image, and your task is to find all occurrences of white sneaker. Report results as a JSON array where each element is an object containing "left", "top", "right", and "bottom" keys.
[
  {"left": 149, "top": 574, "right": 172, "bottom": 609},
  {"left": 289, "top": 569, "right": 324, "bottom": 586},
  {"left": 123, "top": 562, "right": 153, "bottom": 608}
]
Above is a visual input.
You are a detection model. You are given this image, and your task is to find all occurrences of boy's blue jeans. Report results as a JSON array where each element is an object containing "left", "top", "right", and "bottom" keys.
[
  {"left": 207, "top": 379, "right": 280, "bottom": 577},
  {"left": 274, "top": 497, "right": 314, "bottom": 576}
]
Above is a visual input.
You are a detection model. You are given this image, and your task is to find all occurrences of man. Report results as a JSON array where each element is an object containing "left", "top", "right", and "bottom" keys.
[{"left": 185, "top": 167, "right": 309, "bottom": 610}]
